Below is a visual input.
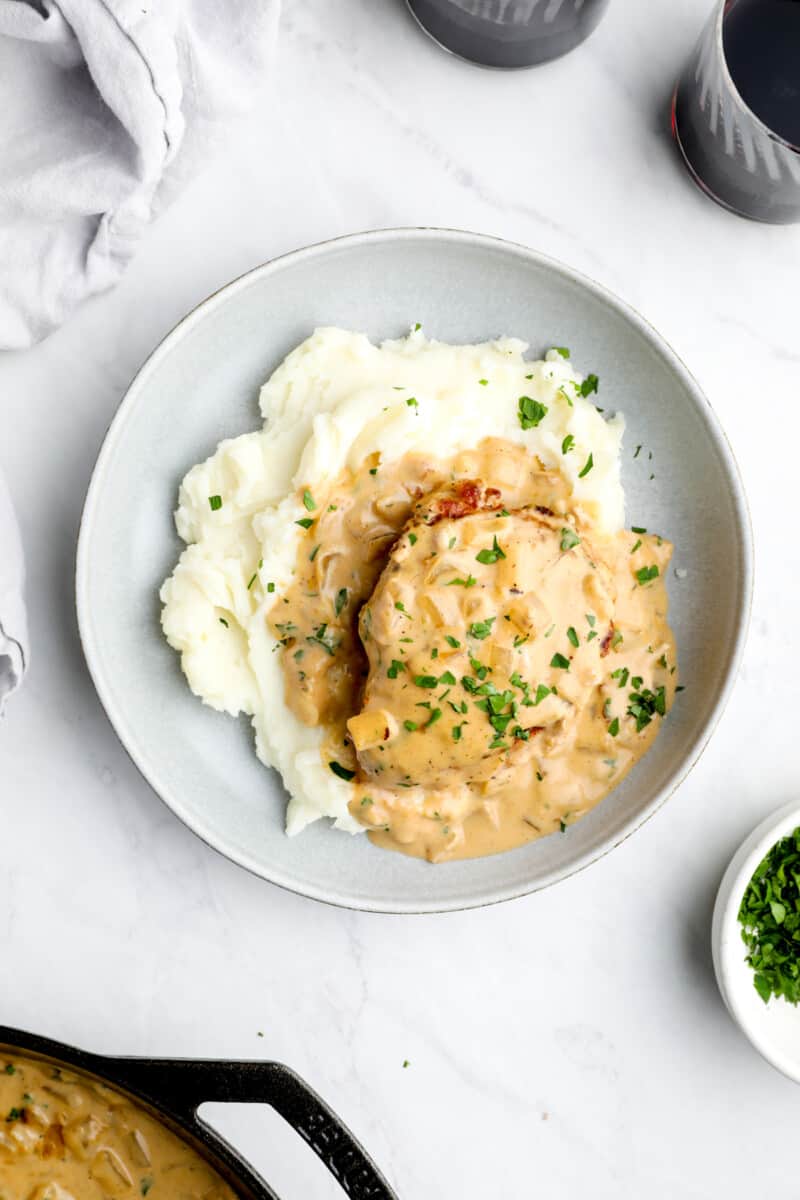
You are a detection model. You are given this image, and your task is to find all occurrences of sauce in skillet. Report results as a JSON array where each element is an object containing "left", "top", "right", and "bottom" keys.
[
  {"left": 0, "top": 1055, "right": 237, "bottom": 1200},
  {"left": 269, "top": 438, "right": 676, "bottom": 863}
]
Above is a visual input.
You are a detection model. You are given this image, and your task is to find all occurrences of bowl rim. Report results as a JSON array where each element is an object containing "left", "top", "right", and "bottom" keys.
[
  {"left": 712, "top": 801, "right": 800, "bottom": 1083},
  {"left": 75, "top": 226, "right": 755, "bottom": 913}
]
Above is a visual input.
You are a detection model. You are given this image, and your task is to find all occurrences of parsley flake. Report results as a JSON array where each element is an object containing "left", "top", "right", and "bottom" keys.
[
  {"left": 476, "top": 536, "right": 506, "bottom": 565},
  {"left": 635, "top": 565, "right": 659, "bottom": 585},
  {"left": 518, "top": 396, "right": 548, "bottom": 430}
]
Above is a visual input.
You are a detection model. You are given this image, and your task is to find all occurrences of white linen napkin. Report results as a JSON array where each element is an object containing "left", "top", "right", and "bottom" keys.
[
  {"left": 0, "top": 472, "right": 28, "bottom": 714},
  {"left": 0, "top": 0, "right": 280, "bottom": 349}
]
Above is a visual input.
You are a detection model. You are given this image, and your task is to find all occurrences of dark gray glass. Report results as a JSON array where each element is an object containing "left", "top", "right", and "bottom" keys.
[
  {"left": 672, "top": 0, "right": 800, "bottom": 224},
  {"left": 406, "top": 0, "right": 611, "bottom": 69}
]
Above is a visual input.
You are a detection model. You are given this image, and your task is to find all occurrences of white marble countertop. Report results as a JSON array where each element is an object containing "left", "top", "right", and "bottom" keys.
[{"left": 3, "top": 1, "right": 800, "bottom": 1196}]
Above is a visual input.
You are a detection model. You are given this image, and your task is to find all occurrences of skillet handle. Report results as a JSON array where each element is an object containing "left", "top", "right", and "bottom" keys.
[{"left": 109, "top": 1057, "right": 397, "bottom": 1200}]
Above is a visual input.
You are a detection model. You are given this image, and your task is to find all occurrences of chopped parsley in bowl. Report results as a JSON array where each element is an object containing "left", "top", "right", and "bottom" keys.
[{"left": 713, "top": 803, "right": 800, "bottom": 1083}]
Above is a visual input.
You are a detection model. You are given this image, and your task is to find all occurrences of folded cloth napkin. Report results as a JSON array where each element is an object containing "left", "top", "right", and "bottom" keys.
[
  {"left": 0, "top": 0, "right": 279, "bottom": 349},
  {"left": 0, "top": 472, "right": 28, "bottom": 713}
]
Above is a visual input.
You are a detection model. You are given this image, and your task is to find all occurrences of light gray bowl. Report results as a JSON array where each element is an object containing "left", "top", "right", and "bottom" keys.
[{"left": 76, "top": 229, "right": 753, "bottom": 913}]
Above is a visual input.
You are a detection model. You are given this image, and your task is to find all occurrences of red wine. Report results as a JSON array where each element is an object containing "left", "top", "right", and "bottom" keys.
[
  {"left": 723, "top": 0, "right": 800, "bottom": 147},
  {"left": 407, "top": 0, "right": 610, "bottom": 69},
  {"left": 672, "top": 0, "right": 800, "bottom": 222}
]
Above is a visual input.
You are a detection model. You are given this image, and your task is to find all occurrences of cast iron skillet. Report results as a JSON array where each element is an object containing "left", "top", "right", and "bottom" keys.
[{"left": 0, "top": 1025, "right": 397, "bottom": 1200}]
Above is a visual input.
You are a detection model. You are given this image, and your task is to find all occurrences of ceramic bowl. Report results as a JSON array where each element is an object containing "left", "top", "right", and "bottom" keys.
[
  {"left": 76, "top": 228, "right": 753, "bottom": 913},
  {"left": 712, "top": 802, "right": 800, "bottom": 1082}
]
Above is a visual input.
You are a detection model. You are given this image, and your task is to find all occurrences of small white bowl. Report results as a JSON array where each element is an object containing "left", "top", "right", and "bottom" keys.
[{"left": 713, "top": 801, "right": 800, "bottom": 1082}]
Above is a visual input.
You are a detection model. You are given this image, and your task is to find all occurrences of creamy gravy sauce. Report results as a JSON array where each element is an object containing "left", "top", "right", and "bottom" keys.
[
  {"left": 269, "top": 438, "right": 676, "bottom": 863},
  {"left": 0, "top": 1055, "right": 237, "bottom": 1200}
]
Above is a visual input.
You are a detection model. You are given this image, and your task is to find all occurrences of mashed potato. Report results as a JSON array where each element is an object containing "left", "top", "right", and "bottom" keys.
[{"left": 160, "top": 328, "right": 625, "bottom": 837}]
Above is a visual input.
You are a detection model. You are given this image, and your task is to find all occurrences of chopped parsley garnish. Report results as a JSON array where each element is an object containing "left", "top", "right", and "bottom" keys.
[
  {"left": 4, "top": 1065, "right": 15, "bottom": 1076},
  {"left": 550, "top": 652, "right": 570, "bottom": 670},
  {"left": 626, "top": 685, "right": 666, "bottom": 731},
  {"left": 559, "top": 819, "right": 568, "bottom": 833},
  {"left": 219, "top": 617, "right": 229, "bottom": 628},
  {"left": 307, "top": 624, "right": 336, "bottom": 655},
  {"left": 739, "top": 826, "right": 800, "bottom": 1005},
  {"left": 438, "top": 671, "right": 456, "bottom": 686},
  {"left": 446, "top": 574, "right": 477, "bottom": 588},
  {"left": 426, "top": 708, "right": 443, "bottom": 728},
  {"left": 634, "top": 445, "right": 642, "bottom": 459},
  {"left": 296, "top": 517, "right": 315, "bottom": 529},
  {"left": 445, "top": 635, "right": 461, "bottom": 649},
  {"left": 518, "top": 396, "right": 548, "bottom": 430},
  {"left": 560, "top": 527, "right": 580, "bottom": 552},
  {"left": 578, "top": 453, "right": 594, "bottom": 478},
  {"left": 408, "top": 532, "right": 417, "bottom": 545},
  {"left": 476, "top": 536, "right": 506, "bottom": 565},
  {"left": 586, "top": 613, "right": 596, "bottom": 627},
  {"left": 452, "top": 724, "right": 464, "bottom": 742},
  {"left": 369, "top": 467, "right": 378, "bottom": 475},
  {"left": 404, "top": 720, "right": 418, "bottom": 732},
  {"left": 208, "top": 495, "right": 222, "bottom": 511},
  {"left": 567, "top": 626, "right": 579, "bottom": 648},
  {"left": 632, "top": 526, "right": 647, "bottom": 534},
  {"left": 635, "top": 564, "right": 659, "bottom": 585},
  {"left": 611, "top": 666, "right": 629, "bottom": 689},
  {"left": 561, "top": 434, "right": 574, "bottom": 455},
  {"left": 631, "top": 539, "right": 642, "bottom": 555},
  {"left": 361, "top": 796, "right": 373, "bottom": 806},
  {"left": 387, "top": 660, "right": 406, "bottom": 679},
  {"left": 406, "top": 397, "right": 418, "bottom": 408},
  {"left": 479, "top": 378, "right": 488, "bottom": 386},
  {"left": 554, "top": 346, "right": 570, "bottom": 359},
  {"left": 395, "top": 600, "right": 409, "bottom": 614},
  {"left": 6, "top": 1107, "right": 23, "bottom": 1122},
  {"left": 533, "top": 684, "right": 551, "bottom": 705},
  {"left": 335, "top": 588, "right": 348, "bottom": 616},
  {"left": 579, "top": 373, "right": 599, "bottom": 397},
  {"left": 247, "top": 573, "right": 257, "bottom": 590},
  {"left": 608, "top": 717, "right": 620, "bottom": 737},
  {"left": 513, "top": 634, "right": 528, "bottom": 648},
  {"left": 309, "top": 544, "right": 320, "bottom": 562},
  {"left": 414, "top": 675, "right": 439, "bottom": 689},
  {"left": 267, "top": 582, "right": 275, "bottom": 593},
  {"left": 468, "top": 618, "right": 496, "bottom": 641},
  {"left": 302, "top": 489, "right": 316, "bottom": 511},
  {"left": 141, "top": 1179, "right": 154, "bottom": 1197}
]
